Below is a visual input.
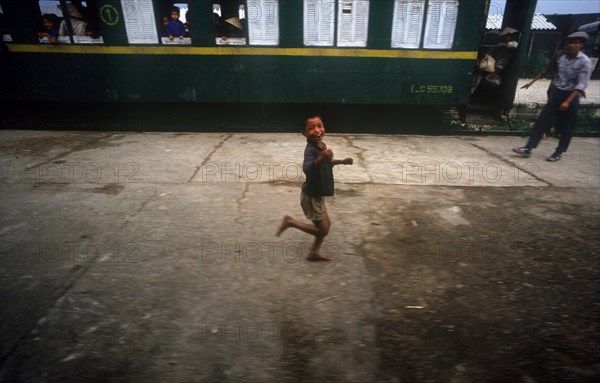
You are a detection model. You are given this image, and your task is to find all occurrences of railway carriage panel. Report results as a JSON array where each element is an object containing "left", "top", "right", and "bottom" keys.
[{"left": 0, "top": 0, "right": 537, "bottom": 109}]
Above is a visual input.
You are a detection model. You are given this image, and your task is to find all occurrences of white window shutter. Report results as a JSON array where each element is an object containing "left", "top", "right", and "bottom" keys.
[
  {"left": 424, "top": 0, "right": 459, "bottom": 49},
  {"left": 391, "top": 0, "right": 425, "bottom": 49},
  {"left": 121, "top": 0, "right": 159, "bottom": 44},
  {"left": 337, "top": 0, "right": 370, "bottom": 47},
  {"left": 304, "top": 0, "right": 335, "bottom": 46},
  {"left": 248, "top": 0, "right": 279, "bottom": 45}
]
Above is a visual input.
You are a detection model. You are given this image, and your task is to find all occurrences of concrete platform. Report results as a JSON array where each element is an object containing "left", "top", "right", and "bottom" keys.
[
  {"left": 514, "top": 79, "right": 600, "bottom": 107},
  {"left": 512, "top": 79, "right": 600, "bottom": 122},
  {"left": 1, "top": 130, "right": 599, "bottom": 382}
]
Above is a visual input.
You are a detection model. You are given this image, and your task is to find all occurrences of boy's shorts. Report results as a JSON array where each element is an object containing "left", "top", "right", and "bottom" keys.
[{"left": 300, "top": 193, "right": 326, "bottom": 222}]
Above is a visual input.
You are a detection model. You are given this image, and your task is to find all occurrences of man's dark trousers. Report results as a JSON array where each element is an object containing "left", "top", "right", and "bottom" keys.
[{"left": 526, "top": 89, "right": 580, "bottom": 153}]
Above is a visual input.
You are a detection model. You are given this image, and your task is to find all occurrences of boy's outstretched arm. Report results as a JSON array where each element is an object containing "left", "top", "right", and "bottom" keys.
[{"left": 333, "top": 157, "right": 353, "bottom": 166}]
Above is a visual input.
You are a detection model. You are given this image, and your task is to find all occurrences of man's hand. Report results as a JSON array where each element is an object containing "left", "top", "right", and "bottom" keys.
[
  {"left": 343, "top": 157, "right": 353, "bottom": 165},
  {"left": 520, "top": 82, "right": 533, "bottom": 89}
]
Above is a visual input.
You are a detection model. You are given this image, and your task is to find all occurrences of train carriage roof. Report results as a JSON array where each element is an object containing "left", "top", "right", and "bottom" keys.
[{"left": 486, "top": 13, "right": 557, "bottom": 30}]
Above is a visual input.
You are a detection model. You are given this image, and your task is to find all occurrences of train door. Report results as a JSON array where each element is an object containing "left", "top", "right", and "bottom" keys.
[{"left": 469, "top": 0, "right": 537, "bottom": 117}]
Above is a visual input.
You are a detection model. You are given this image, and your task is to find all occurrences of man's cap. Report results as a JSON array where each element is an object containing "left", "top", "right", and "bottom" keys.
[
  {"left": 566, "top": 31, "right": 589, "bottom": 42},
  {"left": 499, "top": 27, "right": 519, "bottom": 37}
]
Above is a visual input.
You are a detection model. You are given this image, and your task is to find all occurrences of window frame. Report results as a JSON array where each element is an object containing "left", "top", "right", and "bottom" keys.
[
  {"left": 121, "top": 0, "right": 159, "bottom": 44},
  {"left": 37, "top": 0, "right": 104, "bottom": 45},
  {"left": 422, "top": 0, "right": 459, "bottom": 49},
  {"left": 304, "top": 0, "right": 371, "bottom": 48},
  {"left": 391, "top": 0, "right": 459, "bottom": 50},
  {"left": 246, "top": 0, "right": 280, "bottom": 46},
  {"left": 336, "top": 0, "right": 370, "bottom": 48}
]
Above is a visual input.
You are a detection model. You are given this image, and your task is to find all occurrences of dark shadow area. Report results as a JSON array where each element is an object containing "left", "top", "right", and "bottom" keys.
[
  {"left": 0, "top": 102, "right": 454, "bottom": 135},
  {"left": 2, "top": 102, "right": 598, "bottom": 137}
]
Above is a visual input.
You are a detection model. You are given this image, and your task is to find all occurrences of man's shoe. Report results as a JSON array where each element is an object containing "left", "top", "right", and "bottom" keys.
[
  {"left": 547, "top": 152, "right": 562, "bottom": 162},
  {"left": 512, "top": 147, "right": 531, "bottom": 158}
]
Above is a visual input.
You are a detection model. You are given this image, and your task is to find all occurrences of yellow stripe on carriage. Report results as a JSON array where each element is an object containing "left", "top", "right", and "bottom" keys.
[{"left": 8, "top": 44, "right": 477, "bottom": 60}]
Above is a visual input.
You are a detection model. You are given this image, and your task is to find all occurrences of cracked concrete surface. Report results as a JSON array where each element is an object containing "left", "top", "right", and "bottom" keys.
[{"left": 0, "top": 131, "right": 599, "bottom": 382}]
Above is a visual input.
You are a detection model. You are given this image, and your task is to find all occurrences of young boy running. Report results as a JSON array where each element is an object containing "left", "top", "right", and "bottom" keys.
[{"left": 276, "top": 113, "right": 353, "bottom": 261}]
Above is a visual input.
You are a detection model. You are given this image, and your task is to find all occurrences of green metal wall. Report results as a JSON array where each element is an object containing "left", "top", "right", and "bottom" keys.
[{"left": 1, "top": 0, "right": 492, "bottom": 105}]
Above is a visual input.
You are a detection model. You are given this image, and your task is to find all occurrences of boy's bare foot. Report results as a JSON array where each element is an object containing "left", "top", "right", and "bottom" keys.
[
  {"left": 276, "top": 215, "right": 292, "bottom": 237},
  {"left": 306, "top": 251, "right": 332, "bottom": 261}
]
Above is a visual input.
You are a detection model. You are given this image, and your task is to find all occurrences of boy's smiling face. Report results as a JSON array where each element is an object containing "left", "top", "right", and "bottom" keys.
[
  {"left": 43, "top": 18, "right": 54, "bottom": 30},
  {"left": 303, "top": 117, "right": 325, "bottom": 145}
]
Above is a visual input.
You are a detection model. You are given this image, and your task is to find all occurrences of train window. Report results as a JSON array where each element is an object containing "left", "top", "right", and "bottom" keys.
[
  {"left": 391, "top": 0, "right": 458, "bottom": 49},
  {"left": 38, "top": 1, "right": 103, "bottom": 44},
  {"left": 391, "top": 0, "right": 425, "bottom": 49},
  {"left": 0, "top": 6, "right": 12, "bottom": 42},
  {"left": 160, "top": 3, "right": 191, "bottom": 45},
  {"left": 247, "top": 0, "right": 279, "bottom": 46},
  {"left": 423, "top": 0, "right": 458, "bottom": 49},
  {"left": 38, "top": 1, "right": 62, "bottom": 43},
  {"left": 214, "top": 1, "right": 247, "bottom": 45},
  {"left": 304, "top": 0, "right": 335, "bottom": 46},
  {"left": 336, "top": 0, "right": 369, "bottom": 47},
  {"left": 122, "top": 0, "right": 159, "bottom": 44},
  {"left": 304, "top": 0, "right": 369, "bottom": 47}
]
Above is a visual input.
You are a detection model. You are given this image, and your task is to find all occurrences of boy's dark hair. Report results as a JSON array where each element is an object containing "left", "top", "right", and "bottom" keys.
[
  {"left": 42, "top": 13, "right": 59, "bottom": 26},
  {"left": 171, "top": 6, "right": 180, "bottom": 15},
  {"left": 302, "top": 111, "right": 322, "bottom": 131}
]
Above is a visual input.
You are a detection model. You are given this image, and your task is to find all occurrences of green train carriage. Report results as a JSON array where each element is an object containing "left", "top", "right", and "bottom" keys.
[{"left": 0, "top": 0, "right": 537, "bottom": 111}]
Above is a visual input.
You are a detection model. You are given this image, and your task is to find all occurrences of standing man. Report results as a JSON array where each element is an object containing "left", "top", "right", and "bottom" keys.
[{"left": 513, "top": 32, "right": 592, "bottom": 161}]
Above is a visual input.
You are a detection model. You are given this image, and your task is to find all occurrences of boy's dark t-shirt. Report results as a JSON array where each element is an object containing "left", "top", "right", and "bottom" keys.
[
  {"left": 302, "top": 141, "right": 334, "bottom": 197},
  {"left": 166, "top": 19, "right": 186, "bottom": 37}
]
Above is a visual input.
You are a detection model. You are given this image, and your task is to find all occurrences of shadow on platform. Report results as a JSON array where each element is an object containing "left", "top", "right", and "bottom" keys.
[{"left": 0, "top": 102, "right": 455, "bottom": 135}]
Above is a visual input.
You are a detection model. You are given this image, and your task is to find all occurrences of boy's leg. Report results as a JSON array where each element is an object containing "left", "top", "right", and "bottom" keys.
[
  {"left": 277, "top": 193, "right": 324, "bottom": 237},
  {"left": 276, "top": 214, "right": 332, "bottom": 261},
  {"left": 277, "top": 194, "right": 332, "bottom": 260},
  {"left": 307, "top": 212, "right": 331, "bottom": 261},
  {"left": 276, "top": 215, "right": 321, "bottom": 237}
]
